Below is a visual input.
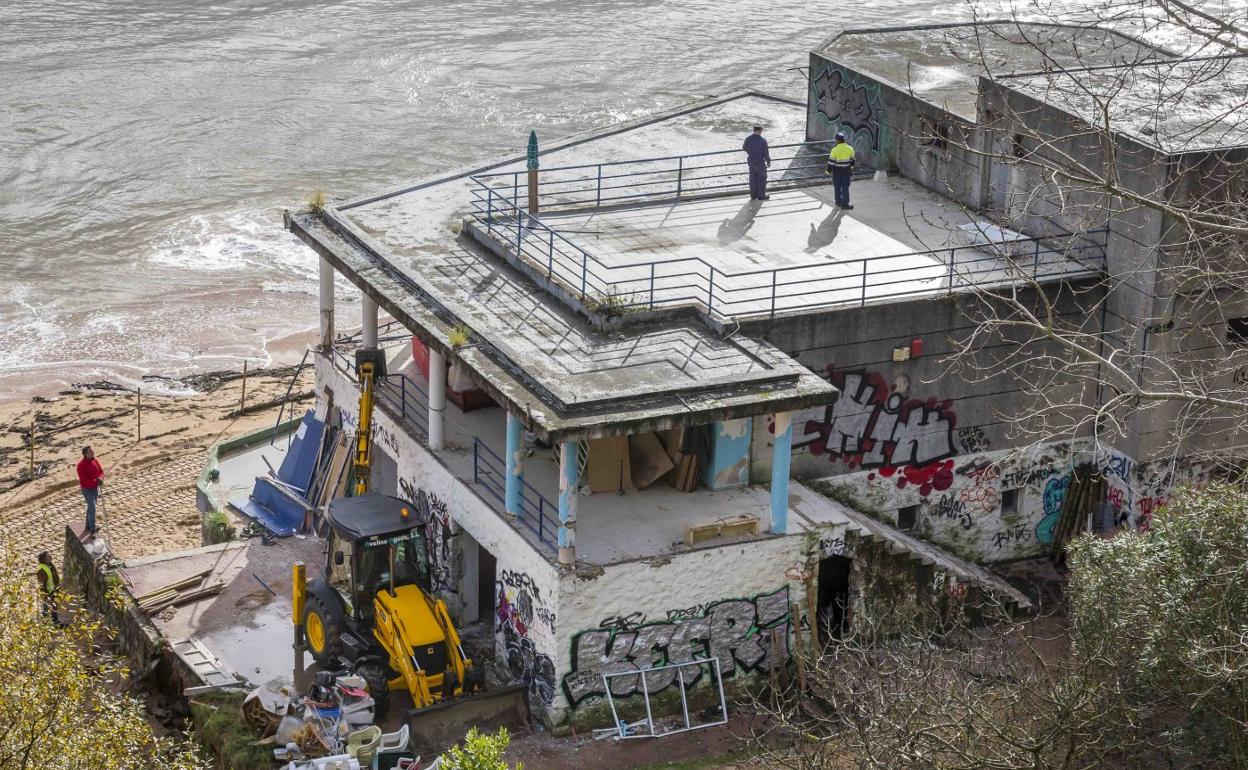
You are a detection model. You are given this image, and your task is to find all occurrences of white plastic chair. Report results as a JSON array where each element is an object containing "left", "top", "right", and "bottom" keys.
[{"left": 377, "top": 724, "right": 410, "bottom": 753}]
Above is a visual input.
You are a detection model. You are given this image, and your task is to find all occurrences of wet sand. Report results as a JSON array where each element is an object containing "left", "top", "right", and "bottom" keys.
[{"left": 0, "top": 363, "right": 316, "bottom": 560}]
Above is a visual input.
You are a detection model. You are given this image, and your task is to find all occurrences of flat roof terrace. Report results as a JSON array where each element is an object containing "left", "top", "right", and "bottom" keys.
[{"left": 289, "top": 93, "right": 1100, "bottom": 440}]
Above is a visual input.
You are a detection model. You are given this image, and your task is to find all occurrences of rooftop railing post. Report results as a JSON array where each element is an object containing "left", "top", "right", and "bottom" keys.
[
  {"left": 516, "top": 210, "right": 523, "bottom": 256},
  {"left": 649, "top": 263, "right": 656, "bottom": 310},
  {"left": 860, "top": 260, "right": 868, "bottom": 307},
  {"left": 487, "top": 188, "right": 494, "bottom": 236},
  {"left": 538, "top": 496, "right": 545, "bottom": 542},
  {"left": 676, "top": 157, "right": 683, "bottom": 198},
  {"left": 473, "top": 439, "right": 479, "bottom": 484},
  {"left": 400, "top": 375, "right": 407, "bottom": 419},
  {"left": 1033, "top": 238, "right": 1040, "bottom": 278},
  {"left": 512, "top": 172, "right": 519, "bottom": 211},
  {"left": 948, "top": 249, "right": 956, "bottom": 294},
  {"left": 548, "top": 229, "right": 555, "bottom": 276},
  {"left": 580, "top": 251, "right": 587, "bottom": 300},
  {"left": 596, "top": 165, "right": 602, "bottom": 207},
  {"left": 770, "top": 270, "right": 778, "bottom": 318},
  {"left": 707, "top": 266, "right": 715, "bottom": 314}
]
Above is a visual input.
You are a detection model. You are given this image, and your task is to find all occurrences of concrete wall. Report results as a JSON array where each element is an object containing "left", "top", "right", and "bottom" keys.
[
  {"left": 61, "top": 527, "right": 203, "bottom": 699},
  {"left": 807, "top": 53, "right": 983, "bottom": 207},
  {"left": 551, "top": 534, "right": 808, "bottom": 727},
  {"left": 738, "top": 284, "right": 1119, "bottom": 562},
  {"left": 315, "top": 355, "right": 563, "bottom": 715}
]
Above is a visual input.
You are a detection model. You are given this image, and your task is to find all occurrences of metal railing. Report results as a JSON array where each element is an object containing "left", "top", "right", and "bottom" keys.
[
  {"left": 472, "top": 438, "right": 559, "bottom": 557},
  {"left": 473, "top": 140, "right": 832, "bottom": 212},
  {"left": 328, "top": 344, "right": 429, "bottom": 440},
  {"left": 466, "top": 145, "right": 1108, "bottom": 321}
]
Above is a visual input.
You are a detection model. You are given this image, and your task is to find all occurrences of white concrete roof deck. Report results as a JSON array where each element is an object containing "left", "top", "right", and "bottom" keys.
[
  {"left": 529, "top": 177, "right": 1101, "bottom": 320},
  {"left": 290, "top": 94, "right": 837, "bottom": 442}
]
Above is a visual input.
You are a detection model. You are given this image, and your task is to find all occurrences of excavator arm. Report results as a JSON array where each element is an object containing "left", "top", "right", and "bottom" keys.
[{"left": 351, "top": 348, "right": 388, "bottom": 496}]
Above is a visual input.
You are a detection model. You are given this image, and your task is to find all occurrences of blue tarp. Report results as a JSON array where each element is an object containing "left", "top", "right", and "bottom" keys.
[
  {"left": 231, "top": 478, "right": 306, "bottom": 537},
  {"left": 276, "top": 410, "right": 326, "bottom": 496},
  {"left": 231, "top": 410, "right": 324, "bottom": 536}
]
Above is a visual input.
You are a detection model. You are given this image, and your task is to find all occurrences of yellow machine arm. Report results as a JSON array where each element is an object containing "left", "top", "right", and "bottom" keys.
[
  {"left": 352, "top": 361, "right": 377, "bottom": 497},
  {"left": 372, "top": 586, "right": 473, "bottom": 709}
]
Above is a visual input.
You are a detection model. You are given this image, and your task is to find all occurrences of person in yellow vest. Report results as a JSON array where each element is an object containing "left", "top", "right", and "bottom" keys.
[
  {"left": 825, "top": 132, "right": 856, "bottom": 210},
  {"left": 36, "top": 551, "right": 62, "bottom": 626}
]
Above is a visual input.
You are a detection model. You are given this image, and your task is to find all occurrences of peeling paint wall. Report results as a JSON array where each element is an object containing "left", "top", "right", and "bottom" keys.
[
  {"left": 316, "top": 355, "right": 562, "bottom": 711},
  {"left": 703, "top": 418, "right": 752, "bottom": 490}
]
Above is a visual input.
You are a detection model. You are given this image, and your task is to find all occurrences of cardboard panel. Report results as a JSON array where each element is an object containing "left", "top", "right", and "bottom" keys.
[
  {"left": 629, "top": 432, "right": 675, "bottom": 490},
  {"left": 587, "top": 436, "right": 632, "bottom": 493}
]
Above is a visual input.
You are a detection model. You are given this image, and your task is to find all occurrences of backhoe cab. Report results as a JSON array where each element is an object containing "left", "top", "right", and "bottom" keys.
[{"left": 298, "top": 493, "right": 480, "bottom": 718}]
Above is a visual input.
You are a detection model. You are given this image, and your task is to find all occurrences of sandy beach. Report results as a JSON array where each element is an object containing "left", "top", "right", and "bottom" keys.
[{"left": 0, "top": 363, "right": 316, "bottom": 560}]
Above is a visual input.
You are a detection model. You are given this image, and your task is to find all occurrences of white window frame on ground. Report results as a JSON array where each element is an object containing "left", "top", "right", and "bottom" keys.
[{"left": 602, "top": 658, "right": 729, "bottom": 739}]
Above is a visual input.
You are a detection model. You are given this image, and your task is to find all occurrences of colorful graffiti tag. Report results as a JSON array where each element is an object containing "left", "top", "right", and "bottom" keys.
[
  {"left": 562, "top": 588, "right": 791, "bottom": 706},
  {"left": 1034, "top": 474, "right": 1071, "bottom": 545},
  {"left": 496, "top": 569, "right": 557, "bottom": 705},
  {"left": 800, "top": 369, "right": 958, "bottom": 480}
]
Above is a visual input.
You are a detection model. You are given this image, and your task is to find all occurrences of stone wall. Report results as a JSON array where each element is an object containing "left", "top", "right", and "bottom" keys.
[{"left": 61, "top": 527, "right": 202, "bottom": 698}]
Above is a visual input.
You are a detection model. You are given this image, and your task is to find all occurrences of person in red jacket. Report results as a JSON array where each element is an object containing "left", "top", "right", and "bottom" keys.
[{"left": 76, "top": 446, "right": 103, "bottom": 535}]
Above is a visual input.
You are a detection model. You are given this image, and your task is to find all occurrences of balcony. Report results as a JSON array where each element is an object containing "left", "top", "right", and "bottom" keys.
[{"left": 328, "top": 336, "right": 796, "bottom": 566}]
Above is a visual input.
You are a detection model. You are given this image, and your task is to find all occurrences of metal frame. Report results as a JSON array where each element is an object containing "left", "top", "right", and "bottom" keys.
[
  {"left": 602, "top": 658, "right": 729, "bottom": 739},
  {"left": 466, "top": 144, "right": 1109, "bottom": 321}
]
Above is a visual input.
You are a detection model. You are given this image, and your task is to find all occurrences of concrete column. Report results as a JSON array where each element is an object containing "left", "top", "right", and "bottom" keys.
[
  {"left": 362, "top": 294, "right": 379, "bottom": 349},
  {"left": 428, "top": 347, "right": 446, "bottom": 450},
  {"left": 558, "top": 441, "right": 578, "bottom": 566},
  {"left": 770, "top": 412, "right": 793, "bottom": 534},
  {"left": 505, "top": 412, "right": 524, "bottom": 517},
  {"left": 702, "top": 418, "right": 753, "bottom": 491},
  {"left": 318, "top": 259, "right": 335, "bottom": 351}
]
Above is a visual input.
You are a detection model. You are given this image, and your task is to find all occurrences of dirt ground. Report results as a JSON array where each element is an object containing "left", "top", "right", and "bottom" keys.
[
  {"left": 0, "top": 365, "right": 315, "bottom": 561},
  {"left": 504, "top": 713, "right": 778, "bottom": 770}
]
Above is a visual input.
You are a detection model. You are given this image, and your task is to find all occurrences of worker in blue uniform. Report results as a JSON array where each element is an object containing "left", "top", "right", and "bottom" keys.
[
  {"left": 826, "top": 132, "right": 856, "bottom": 209},
  {"left": 742, "top": 126, "right": 771, "bottom": 200}
]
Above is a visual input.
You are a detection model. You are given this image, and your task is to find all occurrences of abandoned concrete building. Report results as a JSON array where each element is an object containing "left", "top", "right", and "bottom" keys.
[{"left": 282, "top": 22, "right": 1240, "bottom": 726}]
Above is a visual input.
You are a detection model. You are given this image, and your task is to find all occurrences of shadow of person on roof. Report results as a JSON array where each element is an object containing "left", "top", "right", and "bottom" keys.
[
  {"left": 717, "top": 199, "right": 762, "bottom": 245},
  {"left": 806, "top": 206, "right": 847, "bottom": 254}
]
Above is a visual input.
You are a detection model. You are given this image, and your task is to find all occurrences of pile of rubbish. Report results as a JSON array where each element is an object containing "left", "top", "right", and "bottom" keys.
[{"left": 242, "top": 672, "right": 430, "bottom": 769}]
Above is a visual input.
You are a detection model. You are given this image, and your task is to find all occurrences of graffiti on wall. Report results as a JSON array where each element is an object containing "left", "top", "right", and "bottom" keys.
[
  {"left": 496, "top": 569, "right": 557, "bottom": 705},
  {"left": 398, "top": 480, "right": 456, "bottom": 596},
  {"left": 799, "top": 369, "right": 959, "bottom": 497},
  {"left": 812, "top": 66, "right": 882, "bottom": 153},
  {"left": 562, "top": 588, "right": 791, "bottom": 706},
  {"left": 1034, "top": 473, "right": 1070, "bottom": 545}
]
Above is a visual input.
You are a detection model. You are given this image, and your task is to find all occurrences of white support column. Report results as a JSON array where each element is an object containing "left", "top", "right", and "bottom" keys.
[
  {"left": 318, "top": 258, "right": 335, "bottom": 350},
  {"left": 428, "top": 347, "right": 446, "bottom": 450},
  {"left": 362, "top": 294, "right": 379, "bottom": 349}
]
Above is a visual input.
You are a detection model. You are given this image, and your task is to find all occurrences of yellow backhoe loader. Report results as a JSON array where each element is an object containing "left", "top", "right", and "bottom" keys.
[{"left": 293, "top": 348, "right": 482, "bottom": 718}]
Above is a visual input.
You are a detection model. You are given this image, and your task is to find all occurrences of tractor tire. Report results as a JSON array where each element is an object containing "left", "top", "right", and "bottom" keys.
[
  {"left": 303, "top": 594, "right": 343, "bottom": 666},
  {"left": 355, "top": 661, "right": 392, "bottom": 721}
]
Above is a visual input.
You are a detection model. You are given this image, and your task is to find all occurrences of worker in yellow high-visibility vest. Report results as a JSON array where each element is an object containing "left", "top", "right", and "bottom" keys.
[
  {"left": 36, "top": 551, "right": 62, "bottom": 626},
  {"left": 825, "top": 132, "right": 856, "bottom": 210}
]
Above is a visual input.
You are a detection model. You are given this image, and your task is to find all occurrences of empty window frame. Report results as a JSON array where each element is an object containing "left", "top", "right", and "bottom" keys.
[{"left": 897, "top": 504, "right": 918, "bottom": 530}]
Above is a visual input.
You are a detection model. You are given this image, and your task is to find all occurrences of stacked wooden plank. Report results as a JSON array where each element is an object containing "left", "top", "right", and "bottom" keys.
[
  {"left": 684, "top": 514, "right": 760, "bottom": 546},
  {"left": 1049, "top": 464, "right": 1106, "bottom": 564},
  {"left": 305, "top": 427, "right": 352, "bottom": 509},
  {"left": 135, "top": 569, "right": 224, "bottom": 614},
  {"left": 661, "top": 427, "right": 700, "bottom": 492}
]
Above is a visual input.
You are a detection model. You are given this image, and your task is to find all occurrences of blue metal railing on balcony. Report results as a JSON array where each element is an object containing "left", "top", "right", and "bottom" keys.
[
  {"left": 473, "top": 438, "right": 559, "bottom": 557},
  {"left": 465, "top": 143, "right": 1109, "bottom": 321}
]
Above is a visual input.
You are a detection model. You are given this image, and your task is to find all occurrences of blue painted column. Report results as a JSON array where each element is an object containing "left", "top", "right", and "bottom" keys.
[
  {"left": 505, "top": 412, "right": 524, "bottom": 518},
  {"left": 770, "top": 412, "right": 793, "bottom": 534},
  {"left": 557, "top": 441, "right": 578, "bottom": 566}
]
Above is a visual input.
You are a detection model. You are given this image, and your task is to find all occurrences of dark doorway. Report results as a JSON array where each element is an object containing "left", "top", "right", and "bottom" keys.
[
  {"left": 478, "top": 546, "right": 497, "bottom": 624},
  {"left": 816, "top": 555, "right": 852, "bottom": 642}
]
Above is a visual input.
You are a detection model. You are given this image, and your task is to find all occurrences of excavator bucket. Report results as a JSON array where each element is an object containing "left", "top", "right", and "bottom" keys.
[{"left": 407, "top": 684, "right": 530, "bottom": 756}]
